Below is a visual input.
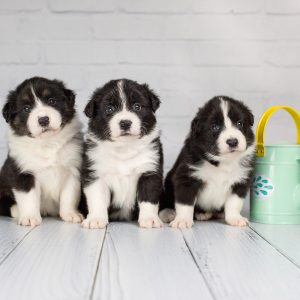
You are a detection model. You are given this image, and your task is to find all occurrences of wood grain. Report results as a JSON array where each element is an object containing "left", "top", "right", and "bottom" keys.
[
  {"left": 182, "top": 221, "right": 300, "bottom": 300},
  {"left": 0, "top": 216, "right": 34, "bottom": 265},
  {"left": 93, "top": 222, "right": 213, "bottom": 300},
  {"left": 250, "top": 222, "right": 300, "bottom": 267},
  {"left": 0, "top": 218, "right": 106, "bottom": 300}
]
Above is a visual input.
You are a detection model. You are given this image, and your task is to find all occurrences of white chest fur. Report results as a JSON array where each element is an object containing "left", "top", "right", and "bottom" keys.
[
  {"left": 8, "top": 117, "right": 83, "bottom": 215},
  {"left": 88, "top": 129, "right": 160, "bottom": 219},
  {"left": 190, "top": 147, "right": 254, "bottom": 211}
]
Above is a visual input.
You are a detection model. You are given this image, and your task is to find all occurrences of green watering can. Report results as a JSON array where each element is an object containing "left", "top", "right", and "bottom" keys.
[{"left": 250, "top": 106, "right": 300, "bottom": 224}]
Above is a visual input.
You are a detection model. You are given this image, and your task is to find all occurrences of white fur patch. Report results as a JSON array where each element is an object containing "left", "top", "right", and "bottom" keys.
[
  {"left": 8, "top": 115, "right": 83, "bottom": 219},
  {"left": 138, "top": 202, "right": 162, "bottom": 228},
  {"left": 171, "top": 204, "right": 194, "bottom": 229},
  {"left": 85, "top": 126, "right": 160, "bottom": 221}
]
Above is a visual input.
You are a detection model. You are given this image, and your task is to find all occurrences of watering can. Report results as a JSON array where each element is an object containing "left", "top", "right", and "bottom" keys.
[{"left": 250, "top": 106, "right": 300, "bottom": 224}]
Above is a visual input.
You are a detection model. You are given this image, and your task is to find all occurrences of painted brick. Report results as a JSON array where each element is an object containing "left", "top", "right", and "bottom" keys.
[
  {"left": 48, "top": 0, "right": 116, "bottom": 12},
  {"left": 92, "top": 15, "right": 163, "bottom": 40},
  {"left": 45, "top": 42, "right": 118, "bottom": 64}
]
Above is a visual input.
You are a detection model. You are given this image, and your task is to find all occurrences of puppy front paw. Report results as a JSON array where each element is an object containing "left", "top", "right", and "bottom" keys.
[
  {"left": 170, "top": 217, "right": 193, "bottom": 229},
  {"left": 18, "top": 216, "right": 42, "bottom": 227},
  {"left": 81, "top": 217, "right": 108, "bottom": 229},
  {"left": 60, "top": 211, "right": 83, "bottom": 223},
  {"left": 226, "top": 215, "right": 249, "bottom": 227},
  {"left": 139, "top": 215, "right": 163, "bottom": 228}
]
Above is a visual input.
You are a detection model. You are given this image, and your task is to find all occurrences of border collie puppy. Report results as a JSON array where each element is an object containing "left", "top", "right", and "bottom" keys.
[
  {"left": 82, "top": 79, "right": 163, "bottom": 229},
  {"left": 0, "top": 77, "right": 83, "bottom": 226},
  {"left": 159, "top": 96, "right": 255, "bottom": 228}
]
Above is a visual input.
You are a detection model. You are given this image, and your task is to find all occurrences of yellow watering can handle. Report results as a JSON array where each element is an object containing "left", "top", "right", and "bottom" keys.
[{"left": 256, "top": 106, "right": 300, "bottom": 157}]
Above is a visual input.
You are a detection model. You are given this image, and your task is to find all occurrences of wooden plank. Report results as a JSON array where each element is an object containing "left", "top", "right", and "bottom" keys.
[
  {"left": 0, "top": 216, "right": 34, "bottom": 264},
  {"left": 0, "top": 218, "right": 106, "bottom": 300},
  {"left": 250, "top": 222, "right": 300, "bottom": 267},
  {"left": 182, "top": 221, "right": 300, "bottom": 300},
  {"left": 93, "top": 222, "right": 213, "bottom": 300}
]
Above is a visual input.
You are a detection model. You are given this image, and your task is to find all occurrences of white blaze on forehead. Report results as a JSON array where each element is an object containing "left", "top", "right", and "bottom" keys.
[
  {"left": 117, "top": 80, "right": 127, "bottom": 104},
  {"left": 220, "top": 98, "right": 232, "bottom": 129},
  {"left": 30, "top": 85, "right": 40, "bottom": 104}
]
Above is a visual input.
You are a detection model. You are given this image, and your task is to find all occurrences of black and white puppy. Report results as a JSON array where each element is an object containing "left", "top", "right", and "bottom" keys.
[
  {"left": 82, "top": 79, "right": 163, "bottom": 229},
  {"left": 0, "top": 77, "right": 83, "bottom": 226},
  {"left": 160, "top": 96, "right": 255, "bottom": 228}
]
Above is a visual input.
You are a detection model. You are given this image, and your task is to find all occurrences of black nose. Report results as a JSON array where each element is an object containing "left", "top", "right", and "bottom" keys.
[
  {"left": 38, "top": 116, "right": 50, "bottom": 127},
  {"left": 119, "top": 120, "right": 132, "bottom": 131},
  {"left": 226, "top": 138, "right": 239, "bottom": 148}
]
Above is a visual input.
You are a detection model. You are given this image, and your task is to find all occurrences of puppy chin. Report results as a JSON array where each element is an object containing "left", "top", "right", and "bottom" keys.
[
  {"left": 110, "top": 130, "right": 141, "bottom": 142},
  {"left": 31, "top": 127, "right": 61, "bottom": 138},
  {"left": 219, "top": 146, "right": 247, "bottom": 156}
]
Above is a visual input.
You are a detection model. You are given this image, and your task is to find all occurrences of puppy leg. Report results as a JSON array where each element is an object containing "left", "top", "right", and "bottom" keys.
[
  {"left": 82, "top": 179, "right": 110, "bottom": 229},
  {"left": 170, "top": 173, "right": 202, "bottom": 229},
  {"left": 225, "top": 194, "right": 248, "bottom": 227},
  {"left": 60, "top": 172, "right": 83, "bottom": 223},
  {"left": 13, "top": 186, "right": 42, "bottom": 227},
  {"left": 137, "top": 173, "right": 163, "bottom": 228},
  {"left": 225, "top": 182, "right": 250, "bottom": 227}
]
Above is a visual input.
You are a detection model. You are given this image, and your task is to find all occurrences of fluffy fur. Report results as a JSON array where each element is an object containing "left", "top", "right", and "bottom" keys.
[
  {"left": 159, "top": 96, "right": 255, "bottom": 228},
  {"left": 0, "top": 77, "right": 83, "bottom": 226},
  {"left": 82, "top": 79, "right": 164, "bottom": 229}
]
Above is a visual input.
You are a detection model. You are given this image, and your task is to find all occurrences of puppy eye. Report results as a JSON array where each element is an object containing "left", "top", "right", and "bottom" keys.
[
  {"left": 236, "top": 120, "right": 243, "bottom": 128},
  {"left": 23, "top": 105, "right": 31, "bottom": 113},
  {"left": 105, "top": 105, "right": 115, "bottom": 114},
  {"left": 211, "top": 124, "right": 220, "bottom": 132},
  {"left": 48, "top": 98, "right": 57, "bottom": 106},
  {"left": 133, "top": 103, "right": 141, "bottom": 111}
]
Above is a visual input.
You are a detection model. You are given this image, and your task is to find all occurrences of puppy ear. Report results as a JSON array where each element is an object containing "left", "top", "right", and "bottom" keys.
[
  {"left": 248, "top": 110, "right": 254, "bottom": 126},
  {"left": 2, "top": 102, "right": 11, "bottom": 123},
  {"left": 3, "top": 91, "right": 17, "bottom": 123},
  {"left": 64, "top": 88, "right": 76, "bottom": 107},
  {"left": 52, "top": 79, "right": 75, "bottom": 107},
  {"left": 84, "top": 100, "right": 95, "bottom": 118},
  {"left": 143, "top": 84, "right": 161, "bottom": 112},
  {"left": 191, "top": 109, "right": 203, "bottom": 134}
]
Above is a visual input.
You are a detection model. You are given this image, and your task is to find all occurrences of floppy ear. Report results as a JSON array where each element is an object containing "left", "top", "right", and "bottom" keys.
[
  {"left": 84, "top": 100, "right": 95, "bottom": 118},
  {"left": 2, "top": 102, "right": 11, "bottom": 123},
  {"left": 248, "top": 110, "right": 254, "bottom": 126},
  {"left": 64, "top": 88, "right": 76, "bottom": 107},
  {"left": 53, "top": 79, "right": 76, "bottom": 107},
  {"left": 142, "top": 84, "right": 161, "bottom": 112},
  {"left": 191, "top": 109, "right": 203, "bottom": 134}
]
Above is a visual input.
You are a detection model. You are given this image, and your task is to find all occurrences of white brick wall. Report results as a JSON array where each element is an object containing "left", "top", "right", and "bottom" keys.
[{"left": 0, "top": 0, "right": 299, "bottom": 170}]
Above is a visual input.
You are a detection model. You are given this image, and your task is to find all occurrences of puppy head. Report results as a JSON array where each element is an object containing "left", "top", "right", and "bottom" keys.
[
  {"left": 2, "top": 77, "right": 75, "bottom": 138},
  {"left": 85, "top": 79, "right": 160, "bottom": 141},
  {"left": 191, "top": 96, "right": 254, "bottom": 158}
]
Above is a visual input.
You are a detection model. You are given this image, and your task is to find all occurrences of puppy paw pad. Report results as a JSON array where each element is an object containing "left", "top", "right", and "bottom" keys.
[
  {"left": 226, "top": 216, "right": 249, "bottom": 227},
  {"left": 170, "top": 218, "right": 193, "bottom": 229},
  {"left": 61, "top": 212, "right": 83, "bottom": 223},
  {"left": 139, "top": 216, "right": 163, "bottom": 228},
  {"left": 18, "top": 216, "right": 42, "bottom": 227},
  {"left": 81, "top": 218, "right": 108, "bottom": 229}
]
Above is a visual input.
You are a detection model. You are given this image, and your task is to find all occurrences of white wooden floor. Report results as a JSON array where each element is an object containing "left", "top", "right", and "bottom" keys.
[{"left": 1, "top": 213, "right": 300, "bottom": 300}]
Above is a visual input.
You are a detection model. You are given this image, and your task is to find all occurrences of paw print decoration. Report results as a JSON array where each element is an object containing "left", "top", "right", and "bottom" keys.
[{"left": 252, "top": 175, "right": 274, "bottom": 199}]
